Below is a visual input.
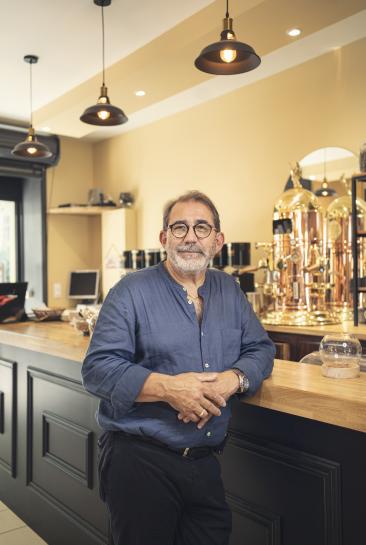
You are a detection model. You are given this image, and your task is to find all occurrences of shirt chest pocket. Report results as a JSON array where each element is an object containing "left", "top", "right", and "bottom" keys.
[
  {"left": 220, "top": 328, "right": 242, "bottom": 369},
  {"left": 136, "top": 326, "right": 196, "bottom": 373}
]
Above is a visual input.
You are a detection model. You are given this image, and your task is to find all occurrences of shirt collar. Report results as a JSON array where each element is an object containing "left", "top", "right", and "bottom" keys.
[{"left": 158, "top": 260, "right": 210, "bottom": 295}]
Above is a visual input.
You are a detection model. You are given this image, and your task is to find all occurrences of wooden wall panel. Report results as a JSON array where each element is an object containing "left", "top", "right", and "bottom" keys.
[
  {"left": 27, "top": 367, "right": 107, "bottom": 544},
  {"left": 228, "top": 492, "right": 281, "bottom": 545},
  {"left": 223, "top": 432, "right": 342, "bottom": 545}
]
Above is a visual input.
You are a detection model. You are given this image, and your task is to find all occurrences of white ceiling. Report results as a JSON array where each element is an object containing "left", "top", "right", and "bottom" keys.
[
  {"left": 1, "top": 0, "right": 366, "bottom": 140},
  {"left": 0, "top": 0, "right": 214, "bottom": 120},
  {"left": 88, "top": 9, "right": 366, "bottom": 141}
]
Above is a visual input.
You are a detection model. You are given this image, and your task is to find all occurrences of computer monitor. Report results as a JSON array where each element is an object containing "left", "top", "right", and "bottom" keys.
[{"left": 68, "top": 270, "right": 99, "bottom": 302}]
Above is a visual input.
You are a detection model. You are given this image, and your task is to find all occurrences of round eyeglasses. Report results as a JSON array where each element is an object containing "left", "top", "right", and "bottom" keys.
[{"left": 168, "top": 222, "right": 217, "bottom": 239}]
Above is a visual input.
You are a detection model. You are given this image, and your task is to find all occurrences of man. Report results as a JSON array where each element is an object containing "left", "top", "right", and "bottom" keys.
[{"left": 82, "top": 190, "right": 275, "bottom": 545}]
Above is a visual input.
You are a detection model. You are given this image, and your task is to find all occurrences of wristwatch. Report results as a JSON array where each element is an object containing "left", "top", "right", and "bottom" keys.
[{"left": 232, "top": 368, "right": 250, "bottom": 394}]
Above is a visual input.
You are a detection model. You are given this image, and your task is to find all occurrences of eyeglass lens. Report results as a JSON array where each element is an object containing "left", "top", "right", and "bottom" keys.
[{"left": 171, "top": 223, "right": 212, "bottom": 239}]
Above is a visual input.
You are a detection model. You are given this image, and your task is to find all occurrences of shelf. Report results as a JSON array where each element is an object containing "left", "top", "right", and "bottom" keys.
[
  {"left": 47, "top": 206, "right": 118, "bottom": 216},
  {"left": 352, "top": 173, "right": 366, "bottom": 181},
  {"left": 351, "top": 174, "right": 366, "bottom": 325}
]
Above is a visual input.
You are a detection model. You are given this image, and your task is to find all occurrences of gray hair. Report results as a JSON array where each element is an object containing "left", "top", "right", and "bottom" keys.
[{"left": 162, "top": 190, "right": 221, "bottom": 231}]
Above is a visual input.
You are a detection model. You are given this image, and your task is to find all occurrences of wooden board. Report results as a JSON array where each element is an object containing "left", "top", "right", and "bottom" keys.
[
  {"left": 245, "top": 359, "right": 366, "bottom": 433},
  {"left": 0, "top": 322, "right": 89, "bottom": 362},
  {"left": 264, "top": 321, "right": 366, "bottom": 340},
  {"left": 1, "top": 322, "right": 366, "bottom": 433}
]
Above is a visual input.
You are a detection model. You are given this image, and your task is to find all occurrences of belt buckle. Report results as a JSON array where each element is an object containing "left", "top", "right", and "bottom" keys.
[{"left": 182, "top": 447, "right": 190, "bottom": 457}]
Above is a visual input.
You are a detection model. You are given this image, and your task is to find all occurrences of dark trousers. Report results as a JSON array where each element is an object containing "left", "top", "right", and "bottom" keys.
[{"left": 98, "top": 432, "right": 232, "bottom": 545}]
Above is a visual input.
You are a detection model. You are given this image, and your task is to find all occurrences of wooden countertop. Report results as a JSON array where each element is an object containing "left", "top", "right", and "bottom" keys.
[
  {"left": 0, "top": 321, "right": 365, "bottom": 433},
  {"left": 245, "top": 360, "right": 366, "bottom": 433},
  {"left": 263, "top": 321, "right": 366, "bottom": 339},
  {"left": 0, "top": 321, "right": 89, "bottom": 362}
]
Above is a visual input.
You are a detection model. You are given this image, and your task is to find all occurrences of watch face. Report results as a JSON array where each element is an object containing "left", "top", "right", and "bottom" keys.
[{"left": 242, "top": 377, "right": 250, "bottom": 392}]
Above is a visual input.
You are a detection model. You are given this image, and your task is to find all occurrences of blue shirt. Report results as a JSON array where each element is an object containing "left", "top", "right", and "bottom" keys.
[{"left": 82, "top": 262, "right": 275, "bottom": 448}]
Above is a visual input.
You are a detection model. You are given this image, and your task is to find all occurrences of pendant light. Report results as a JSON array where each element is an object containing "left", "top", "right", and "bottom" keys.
[
  {"left": 195, "top": 0, "right": 261, "bottom": 75},
  {"left": 11, "top": 55, "right": 52, "bottom": 159},
  {"left": 315, "top": 179, "right": 337, "bottom": 197},
  {"left": 80, "top": 0, "right": 127, "bottom": 126},
  {"left": 314, "top": 149, "right": 337, "bottom": 197}
]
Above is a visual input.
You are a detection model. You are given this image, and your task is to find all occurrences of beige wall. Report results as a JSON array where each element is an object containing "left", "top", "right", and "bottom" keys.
[
  {"left": 47, "top": 136, "right": 99, "bottom": 307},
  {"left": 92, "top": 37, "right": 366, "bottom": 257},
  {"left": 46, "top": 37, "right": 366, "bottom": 306}
]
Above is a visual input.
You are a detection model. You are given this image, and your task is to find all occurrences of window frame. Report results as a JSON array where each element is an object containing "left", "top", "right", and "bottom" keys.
[{"left": 0, "top": 177, "right": 24, "bottom": 282}]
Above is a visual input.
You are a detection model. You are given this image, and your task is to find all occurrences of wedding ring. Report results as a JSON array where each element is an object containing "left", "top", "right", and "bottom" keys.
[{"left": 199, "top": 409, "right": 206, "bottom": 418}]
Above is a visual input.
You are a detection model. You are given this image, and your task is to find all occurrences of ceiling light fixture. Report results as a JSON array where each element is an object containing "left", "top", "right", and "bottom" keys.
[
  {"left": 135, "top": 90, "right": 146, "bottom": 97},
  {"left": 194, "top": 0, "right": 261, "bottom": 75},
  {"left": 287, "top": 28, "right": 302, "bottom": 37},
  {"left": 80, "top": 0, "right": 127, "bottom": 126},
  {"left": 314, "top": 149, "right": 337, "bottom": 197},
  {"left": 11, "top": 55, "right": 52, "bottom": 159}
]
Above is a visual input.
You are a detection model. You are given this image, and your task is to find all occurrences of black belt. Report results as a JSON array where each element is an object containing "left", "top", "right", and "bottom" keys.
[{"left": 114, "top": 430, "right": 227, "bottom": 460}]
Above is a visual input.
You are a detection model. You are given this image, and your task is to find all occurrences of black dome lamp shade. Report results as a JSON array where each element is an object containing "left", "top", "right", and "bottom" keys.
[
  {"left": 314, "top": 178, "right": 337, "bottom": 197},
  {"left": 195, "top": 0, "right": 261, "bottom": 75},
  {"left": 80, "top": 0, "right": 127, "bottom": 126},
  {"left": 11, "top": 55, "right": 52, "bottom": 159}
]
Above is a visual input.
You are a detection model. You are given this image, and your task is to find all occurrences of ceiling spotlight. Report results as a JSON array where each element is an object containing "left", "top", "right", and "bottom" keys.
[
  {"left": 80, "top": 0, "right": 127, "bottom": 126},
  {"left": 135, "top": 90, "right": 146, "bottom": 97},
  {"left": 11, "top": 55, "right": 52, "bottom": 159},
  {"left": 194, "top": 0, "right": 261, "bottom": 75},
  {"left": 287, "top": 28, "right": 302, "bottom": 37},
  {"left": 41, "top": 126, "right": 51, "bottom": 132}
]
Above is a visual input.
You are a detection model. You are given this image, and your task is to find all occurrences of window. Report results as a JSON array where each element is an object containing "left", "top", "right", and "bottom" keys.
[
  {"left": 0, "top": 177, "right": 23, "bottom": 283},
  {"left": 0, "top": 200, "right": 16, "bottom": 281}
]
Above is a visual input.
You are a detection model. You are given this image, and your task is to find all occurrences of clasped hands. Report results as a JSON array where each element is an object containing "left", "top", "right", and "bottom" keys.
[{"left": 165, "top": 370, "right": 239, "bottom": 430}]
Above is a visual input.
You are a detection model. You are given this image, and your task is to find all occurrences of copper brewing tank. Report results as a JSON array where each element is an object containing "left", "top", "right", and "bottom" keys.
[
  {"left": 262, "top": 174, "right": 339, "bottom": 326},
  {"left": 326, "top": 195, "right": 366, "bottom": 319}
]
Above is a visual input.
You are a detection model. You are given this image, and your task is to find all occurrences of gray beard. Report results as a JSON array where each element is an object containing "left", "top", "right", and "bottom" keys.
[{"left": 166, "top": 241, "right": 216, "bottom": 273}]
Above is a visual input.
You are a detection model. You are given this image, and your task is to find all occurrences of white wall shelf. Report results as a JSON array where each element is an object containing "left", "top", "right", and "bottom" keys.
[
  {"left": 47, "top": 206, "right": 120, "bottom": 216},
  {"left": 47, "top": 207, "right": 136, "bottom": 297}
]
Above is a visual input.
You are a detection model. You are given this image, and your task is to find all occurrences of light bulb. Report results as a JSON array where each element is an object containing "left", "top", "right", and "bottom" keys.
[
  {"left": 287, "top": 28, "right": 301, "bottom": 37},
  {"left": 27, "top": 146, "right": 37, "bottom": 155},
  {"left": 97, "top": 110, "right": 111, "bottom": 120},
  {"left": 220, "top": 48, "right": 237, "bottom": 63}
]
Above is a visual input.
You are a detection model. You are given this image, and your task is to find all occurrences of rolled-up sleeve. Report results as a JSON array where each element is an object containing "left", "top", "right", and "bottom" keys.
[
  {"left": 81, "top": 282, "right": 152, "bottom": 417},
  {"left": 232, "top": 291, "right": 275, "bottom": 396}
]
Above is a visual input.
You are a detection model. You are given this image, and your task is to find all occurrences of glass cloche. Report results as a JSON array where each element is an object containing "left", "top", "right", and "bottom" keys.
[{"left": 319, "top": 333, "right": 361, "bottom": 378}]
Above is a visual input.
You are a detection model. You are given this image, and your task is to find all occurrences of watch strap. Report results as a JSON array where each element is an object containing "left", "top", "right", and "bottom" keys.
[{"left": 232, "top": 368, "right": 249, "bottom": 393}]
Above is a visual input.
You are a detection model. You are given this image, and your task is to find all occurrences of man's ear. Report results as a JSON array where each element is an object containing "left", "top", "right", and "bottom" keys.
[
  {"left": 159, "top": 230, "right": 167, "bottom": 247},
  {"left": 215, "top": 232, "right": 225, "bottom": 254}
]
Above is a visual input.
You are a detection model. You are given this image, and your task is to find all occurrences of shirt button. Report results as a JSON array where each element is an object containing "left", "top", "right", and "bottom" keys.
[
  {"left": 188, "top": 300, "right": 193, "bottom": 304},
  {"left": 201, "top": 331, "right": 204, "bottom": 336},
  {"left": 182, "top": 287, "right": 187, "bottom": 292},
  {"left": 206, "top": 431, "right": 212, "bottom": 437},
  {"left": 204, "top": 363, "right": 210, "bottom": 368}
]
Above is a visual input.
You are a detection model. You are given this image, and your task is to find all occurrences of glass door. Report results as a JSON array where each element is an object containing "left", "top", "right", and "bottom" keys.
[{"left": 0, "top": 200, "right": 17, "bottom": 281}]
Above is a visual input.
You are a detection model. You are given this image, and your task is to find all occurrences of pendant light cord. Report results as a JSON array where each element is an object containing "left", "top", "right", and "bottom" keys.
[
  {"left": 226, "top": 0, "right": 229, "bottom": 18},
  {"left": 101, "top": 5, "right": 105, "bottom": 86},
  {"left": 323, "top": 148, "right": 327, "bottom": 180},
  {"left": 29, "top": 61, "right": 33, "bottom": 128}
]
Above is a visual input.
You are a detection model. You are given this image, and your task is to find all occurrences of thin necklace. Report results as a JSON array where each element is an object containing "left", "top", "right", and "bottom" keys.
[
  {"left": 187, "top": 292, "right": 200, "bottom": 301},
  {"left": 165, "top": 262, "right": 203, "bottom": 301}
]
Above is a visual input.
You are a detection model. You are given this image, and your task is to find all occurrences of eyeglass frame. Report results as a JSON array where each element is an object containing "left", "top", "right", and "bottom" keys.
[{"left": 167, "top": 221, "right": 218, "bottom": 239}]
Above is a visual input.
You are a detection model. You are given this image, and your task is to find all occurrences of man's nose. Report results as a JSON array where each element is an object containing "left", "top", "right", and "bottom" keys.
[{"left": 183, "top": 226, "right": 199, "bottom": 242}]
